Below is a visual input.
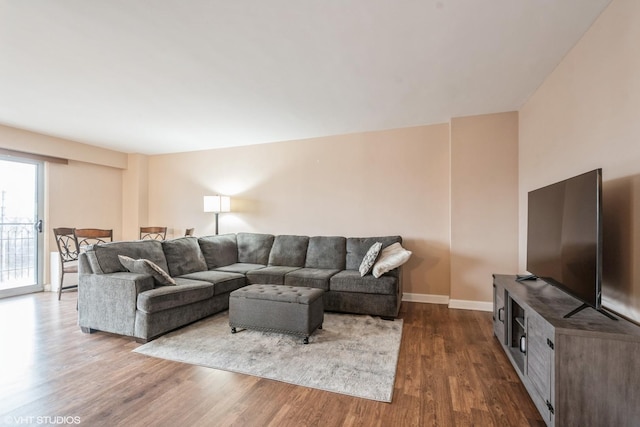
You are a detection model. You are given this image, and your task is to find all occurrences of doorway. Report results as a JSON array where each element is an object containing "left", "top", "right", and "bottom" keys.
[{"left": 0, "top": 156, "right": 44, "bottom": 298}]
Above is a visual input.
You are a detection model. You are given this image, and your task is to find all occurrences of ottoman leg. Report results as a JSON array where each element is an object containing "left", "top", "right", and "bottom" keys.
[
  {"left": 231, "top": 327, "right": 237, "bottom": 334},
  {"left": 303, "top": 337, "right": 309, "bottom": 344}
]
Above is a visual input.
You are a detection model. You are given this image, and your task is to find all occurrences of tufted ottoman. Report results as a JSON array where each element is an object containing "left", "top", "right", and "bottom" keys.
[{"left": 229, "top": 284, "right": 324, "bottom": 344}]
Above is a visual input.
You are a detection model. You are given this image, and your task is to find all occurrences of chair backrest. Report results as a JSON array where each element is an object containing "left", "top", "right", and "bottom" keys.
[
  {"left": 140, "top": 226, "right": 167, "bottom": 240},
  {"left": 53, "top": 227, "right": 80, "bottom": 263},
  {"left": 75, "top": 228, "right": 113, "bottom": 246},
  {"left": 184, "top": 228, "right": 195, "bottom": 237}
]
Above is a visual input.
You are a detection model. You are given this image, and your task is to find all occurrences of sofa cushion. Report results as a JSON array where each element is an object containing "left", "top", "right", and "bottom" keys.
[
  {"left": 359, "top": 242, "right": 382, "bottom": 276},
  {"left": 372, "top": 242, "right": 412, "bottom": 278},
  {"left": 237, "top": 233, "right": 274, "bottom": 264},
  {"left": 198, "top": 234, "right": 238, "bottom": 268},
  {"left": 330, "top": 270, "right": 398, "bottom": 295},
  {"left": 305, "top": 236, "right": 346, "bottom": 269},
  {"left": 136, "top": 279, "right": 214, "bottom": 313},
  {"left": 345, "top": 236, "right": 402, "bottom": 271},
  {"left": 268, "top": 235, "right": 309, "bottom": 267},
  {"left": 246, "top": 266, "right": 302, "bottom": 285},
  {"left": 118, "top": 255, "right": 176, "bottom": 286},
  {"left": 215, "top": 263, "right": 266, "bottom": 274},
  {"left": 284, "top": 268, "right": 340, "bottom": 291},
  {"left": 162, "top": 236, "right": 208, "bottom": 277},
  {"left": 85, "top": 240, "right": 169, "bottom": 274},
  {"left": 178, "top": 270, "right": 246, "bottom": 295}
]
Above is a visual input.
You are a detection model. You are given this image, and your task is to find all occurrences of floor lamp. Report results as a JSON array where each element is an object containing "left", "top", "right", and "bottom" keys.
[{"left": 204, "top": 195, "right": 231, "bottom": 235}]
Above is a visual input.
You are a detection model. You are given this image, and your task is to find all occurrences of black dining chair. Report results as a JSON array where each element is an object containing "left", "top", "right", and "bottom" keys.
[
  {"left": 53, "top": 227, "right": 80, "bottom": 300},
  {"left": 75, "top": 228, "right": 113, "bottom": 246},
  {"left": 140, "top": 226, "right": 167, "bottom": 240}
]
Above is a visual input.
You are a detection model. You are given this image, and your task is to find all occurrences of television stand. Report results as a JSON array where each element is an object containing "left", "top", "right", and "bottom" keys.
[
  {"left": 563, "top": 303, "right": 618, "bottom": 321},
  {"left": 493, "top": 274, "right": 640, "bottom": 426}
]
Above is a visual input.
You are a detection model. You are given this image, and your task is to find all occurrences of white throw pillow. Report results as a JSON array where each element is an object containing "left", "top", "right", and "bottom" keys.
[
  {"left": 372, "top": 243, "right": 412, "bottom": 278},
  {"left": 359, "top": 242, "right": 382, "bottom": 276}
]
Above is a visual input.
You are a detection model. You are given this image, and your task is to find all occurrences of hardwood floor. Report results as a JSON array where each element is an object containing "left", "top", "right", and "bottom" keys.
[{"left": 0, "top": 291, "right": 544, "bottom": 427}]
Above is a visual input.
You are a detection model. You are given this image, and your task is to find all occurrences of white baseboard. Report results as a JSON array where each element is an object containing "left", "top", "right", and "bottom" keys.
[
  {"left": 402, "top": 293, "right": 494, "bottom": 312},
  {"left": 448, "top": 299, "right": 493, "bottom": 312},
  {"left": 402, "top": 293, "right": 449, "bottom": 305}
]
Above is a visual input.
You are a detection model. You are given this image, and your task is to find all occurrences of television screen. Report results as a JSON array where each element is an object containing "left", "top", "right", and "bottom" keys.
[{"left": 526, "top": 169, "right": 602, "bottom": 310}]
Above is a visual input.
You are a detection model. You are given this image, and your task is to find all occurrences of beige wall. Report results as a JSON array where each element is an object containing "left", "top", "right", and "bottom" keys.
[
  {"left": 148, "top": 118, "right": 520, "bottom": 303},
  {"left": 0, "top": 124, "right": 127, "bottom": 169},
  {"left": 2, "top": 117, "right": 520, "bottom": 303},
  {"left": 450, "top": 112, "right": 519, "bottom": 304},
  {"left": 0, "top": 117, "right": 515, "bottom": 302},
  {"left": 122, "top": 153, "right": 150, "bottom": 240},
  {"left": 0, "top": 96, "right": 522, "bottom": 306},
  {"left": 46, "top": 160, "right": 122, "bottom": 285},
  {"left": 519, "top": 0, "right": 640, "bottom": 322},
  {"left": 48, "top": 160, "right": 123, "bottom": 239},
  {"left": 148, "top": 125, "right": 452, "bottom": 297},
  {"left": 1, "top": 125, "right": 127, "bottom": 284}
]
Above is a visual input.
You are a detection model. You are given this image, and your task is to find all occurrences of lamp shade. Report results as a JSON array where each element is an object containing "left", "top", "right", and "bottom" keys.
[{"left": 204, "top": 195, "right": 231, "bottom": 213}]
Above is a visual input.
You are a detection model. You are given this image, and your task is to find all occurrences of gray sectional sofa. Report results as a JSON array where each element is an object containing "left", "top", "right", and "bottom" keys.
[{"left": 78, "top": 232, "right": 404, "bottom": 342}]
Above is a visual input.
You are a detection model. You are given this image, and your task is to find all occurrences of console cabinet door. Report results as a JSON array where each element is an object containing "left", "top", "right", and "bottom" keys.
[
  {"left": 526, "top": 311, "right": 555, "bottom": 425},
  {"left": 493, "top": 283, "right": 506, "bottom": 344}
]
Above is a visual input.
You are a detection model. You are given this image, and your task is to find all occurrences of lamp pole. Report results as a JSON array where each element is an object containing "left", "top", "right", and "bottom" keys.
[{"left": 204, "top": 195, "right": 230, "bottom": 236}]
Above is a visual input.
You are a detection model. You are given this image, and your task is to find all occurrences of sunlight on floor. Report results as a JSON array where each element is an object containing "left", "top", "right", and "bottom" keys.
[{"left": 0, "top": 297, "right": 36, "bottom": 384}]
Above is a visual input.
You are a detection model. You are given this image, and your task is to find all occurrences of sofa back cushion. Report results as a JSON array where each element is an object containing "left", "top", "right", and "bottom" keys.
[
  {"left": 237, "top": 232, "right": 274, "bottom": 265},
  {"left": 305, "top": 236, "right": 346, "bottom": 269},
  {"left": 268, "top": 235, "right": 309, "bottom": 267},
  {"left": 198, "top": 233, "right": 238, "bottom": 269},
  {"left": 345, "top": 236, "right": 402, "bottom": 271},
  {"left": 85, "top": 240, "right": 168, "bottom": 274},
  {"left": 162, "top": 236, "right": 208, "bottom": 277}
]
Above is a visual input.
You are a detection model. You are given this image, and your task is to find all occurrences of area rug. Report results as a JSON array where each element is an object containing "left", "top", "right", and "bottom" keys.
[{"left": 134, "top": 311, "right": 403, "bottom": 402}]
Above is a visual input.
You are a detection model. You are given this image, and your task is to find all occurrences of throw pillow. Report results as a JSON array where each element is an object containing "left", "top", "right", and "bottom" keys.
[
  {"left": 162, "top": 237, "right": 208, "bottom": 276},
  {"left": 372, "top": 243, "right": 412, "bottom": 278},
  {"left": 118, "top": 255, "right": 176, "bottom": 286},
  {"left": 359, "top": 242, "right": 383, "bottom": 276}
]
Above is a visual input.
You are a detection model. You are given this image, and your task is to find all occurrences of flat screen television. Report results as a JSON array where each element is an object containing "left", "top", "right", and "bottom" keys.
[{"left": 526, "top": 168, "right": 613, "bottom": 319}]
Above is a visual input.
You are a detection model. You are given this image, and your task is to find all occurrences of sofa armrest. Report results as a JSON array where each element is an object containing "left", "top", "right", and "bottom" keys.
[
  {"left": 78, "top": 252, "right": 93, "bottom": 274},
  {"left": 78, "top": 272, "right": 154, "bottom": 337}
]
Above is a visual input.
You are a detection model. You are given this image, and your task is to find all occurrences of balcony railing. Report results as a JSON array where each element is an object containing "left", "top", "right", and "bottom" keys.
[{"left": 0, "top": 223, "right": 35, "bottom": 287}]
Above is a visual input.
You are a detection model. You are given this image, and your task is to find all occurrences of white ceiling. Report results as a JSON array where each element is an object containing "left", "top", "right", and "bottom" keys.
[{"left": 0, "top": 0, "right": 611, "bottom": 155}]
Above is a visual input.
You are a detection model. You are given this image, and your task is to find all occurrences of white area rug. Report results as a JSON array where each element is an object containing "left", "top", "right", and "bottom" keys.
[{"left": 134, "top": 311, "right": 403, "bottom": 402}]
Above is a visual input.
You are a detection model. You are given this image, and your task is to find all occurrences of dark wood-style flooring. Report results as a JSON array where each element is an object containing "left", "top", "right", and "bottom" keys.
[{"left": 0, "top": 291, "right": 544, "bottom": 426}]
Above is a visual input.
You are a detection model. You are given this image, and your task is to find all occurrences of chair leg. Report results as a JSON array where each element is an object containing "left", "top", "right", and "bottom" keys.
[{"left": 58, "top": 270, "right": 64, "bottom": 300}]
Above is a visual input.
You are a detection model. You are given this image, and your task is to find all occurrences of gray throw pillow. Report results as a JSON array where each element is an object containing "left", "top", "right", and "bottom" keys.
[
  {"left": 118, "top": 255, "right": 176, "bottom": 286},
  {"left": 359, "top": 242, "right": 382, "bottom": 277},
  {"left": 162, "top": 236, "right": 208, "bottom": 276}
]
